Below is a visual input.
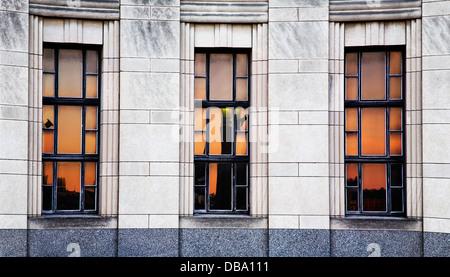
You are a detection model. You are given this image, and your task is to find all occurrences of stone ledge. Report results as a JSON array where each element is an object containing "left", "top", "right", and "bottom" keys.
[
  {"left": 28, "top": 216, "right": 117, "bottom": 230},
  {"left": 180, "top": 215, "right": 267, "bottom": 229},
  {"left": 331, "top": 217, "right": 423, "bottom": 231}
]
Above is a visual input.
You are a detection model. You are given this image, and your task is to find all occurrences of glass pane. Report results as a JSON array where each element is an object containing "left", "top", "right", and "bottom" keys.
[
  {"left": 236, "top": 187, "right": 247, "bottom": 211},
  {"left": 346, "top": 163, "right": 358, "bottom": 187},
  {"left": 43, "top": 130, "right": 54, "bottom": 154},
  {"left": 390, "top": 77, "right": 402, "bottom": 100},
  {"left": 390, "top": 108, "right": 402, "bottom": 131},
  {"left": 361, "top": 52, "right": 386, "bottom": 100},
  {"left": 43, "top": 162, "right": 53, "bottom": 185},
  {"left": 86, "top": 106, "right": 97, "bottom": 130},
  {"left": 209, "top": 108, "right": 233, "bottom": 155},
  {"left": 345, "top": 77, "right": 358, "bottom": 100},
  {"left": 86, "top": 75, "right": 98, "bottom": 98},
  {"left": 43, "top": 105, "right": 54, "bottom": 129},
  {"left": 86, "top": 50, "right": 98, "bottom": 74},
  {"left": 236, "top": 108, "right": 248, "bottom": 131},
  {"left": 390, "top": 133, "right": 402, "bottom": 156},
  {"left": 391, "top": 164, "right": 403, "bottom": 187},
  {"left": 345, "top": 108, "right": 358, "bottom": 131},
  {"left": 43, "top": 48, "right": 55, "bottom": 72},
  {"left": 390, "top": 51, "right": 402, "bottom": 75},
  {"left": 210, "top": 54, "right": 233, "bottom": 100},
  {"left": 236, "top": 54, "right": 248, "bottom": 76},
  {"left": 43, "top": 74, "right": 55, "bottom": 97},
  {"left": 391, "top": 188, "right": 403, "bottom": 212},
  {"left": 195, "top": 77, "right": 206, "bottom": 100},
  {"left": 236, "top": 78, "right": 248, "bottom": 101},
  {"left": 85, "top": 162, "right": 97, "bottom": 186},
  {"left": 209, "top": 163, "right": 232, "bottom": 210},
  {"left": 195, "top": 162, "right": 206, "bottom": 185},
  {"left": 361, "top": 108, "right": 386, "bottom": 156},
  {"left": 195, "top": 53, "right": 206, "bottom": 76},
  {"left": 346, "top": 133, "right": 358, "bottom": 156},
  {"left": 346, "top": 52, "right": 358, "bottom": 75},
  {"left": 236, "top": 163, "right": 247, "bottom": 185},
  {"left": 85, "top": 131, "right": 97, "bottom": 154},
  {"left": 85, "top": 186, "right": 96, "bottom": 210},
  {"left": 194, "top": 186, "right": 205, "bottom": 210},
  {"left": 58, "top": 106, "right": 82, "bottom": 154},
  {"left": 194, "top": 108, "right": 206, "bottom": 131},
  {"left": 42, "top": 186, "right": 53, "bottom": 211},
  {"left": 346, "top": 187, "right": 358, "bottom": 212},
  {"left": 362, "top": 163, "right": 386, "bottom": 212},
  {"left": 59, "top": 49, "right": 82, "bottom": 98},
  {"left": 236, "top": 133, "right": 247, "bottom": 155},
  {"left": 57, "top": 162, "right": 81, "bottom": 210},
  {"left": 194, "top": 131, "right": 206, "bottom": 155}
]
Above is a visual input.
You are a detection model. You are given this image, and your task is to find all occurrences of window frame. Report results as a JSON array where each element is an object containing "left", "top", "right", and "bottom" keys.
[
  {"left": 42, "top": 43, "right": 101, "bottom": 215},
  {"left": 344, "top": 46, "right": 406, "bottom": 217},
  {"left": 193, "top": 48, "right": 251, "bottom": 215}
]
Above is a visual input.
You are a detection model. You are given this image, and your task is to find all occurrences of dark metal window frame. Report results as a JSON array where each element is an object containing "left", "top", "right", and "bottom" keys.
[
  {"left": 344, "top": 46, "right": 406, "bottom": 217},
  {"left": 42, "top": 43, "right": 101, "bottom": 215},
  {"left": 194, "top": 48, "right": 251, "bottom": 215}
]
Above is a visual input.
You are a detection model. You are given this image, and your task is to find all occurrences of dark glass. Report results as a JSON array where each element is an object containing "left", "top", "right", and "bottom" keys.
[
  {"left": 347, "top": 187, "right": 358, "bottom": 211},
  {"left": 209, "top": 163, "right": 232, "bottom": 210},
  {"left": 42, "top": 186, "right": 53, "bottom": 211},
  {"left": 195, "top": 163, "right": 206, "bottom": 185},
  {"left": 194, "top": 187, "right": 205, "bottom": 210},
  {"left": 236, "top": 187, "right": 247, "bottom": 211},
  {"left": 85, "top": 187, "right": 96, "bottom": 210},
  {"left": 391, "top": 188, "right": 403, "bottom": 212},
  {"left": 236, "top": 163, "right": 247, "bottom": 185},
  {"left": 391, "top": 164, "right": 403, "bottom": 187}
]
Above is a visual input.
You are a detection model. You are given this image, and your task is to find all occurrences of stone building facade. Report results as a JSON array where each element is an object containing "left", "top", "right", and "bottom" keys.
[{"left": 0, "top": 0, "right": 448, "bottom": 257}]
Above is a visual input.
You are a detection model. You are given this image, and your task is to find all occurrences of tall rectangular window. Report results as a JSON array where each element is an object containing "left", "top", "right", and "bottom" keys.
[
  {"left": 42, "top": 45, "right": 100, "bottom": 214},
  {"left": 194, "top": 50, "right": 250, "bottom": 214},
  {"left": 344, "top": 48, "right": 405, "bottom": 216}
]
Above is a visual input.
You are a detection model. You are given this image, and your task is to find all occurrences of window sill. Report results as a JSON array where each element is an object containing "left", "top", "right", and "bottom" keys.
[
  {"left": 28, "top": 215, "right": 117, "bottom": 230},
  {"left": 180, "top": 214, "right": 267, "bottom": 229},
  {"left": 330, "top": 216, "right": 422, "bottom": 232}
]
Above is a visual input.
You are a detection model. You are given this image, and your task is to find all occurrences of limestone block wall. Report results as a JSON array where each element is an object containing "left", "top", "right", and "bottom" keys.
[
  {"left": 421, "top": 0, "right": 450, "bottom": 256},
  {"left": 268, "top": 0, "right": 330, "bottom": 231},
  {"left": 0, "top": 0, "right": 29, "bottom": 231},
  {"left": 118, "top": 0, "right": 180, "bottom": 232}
]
